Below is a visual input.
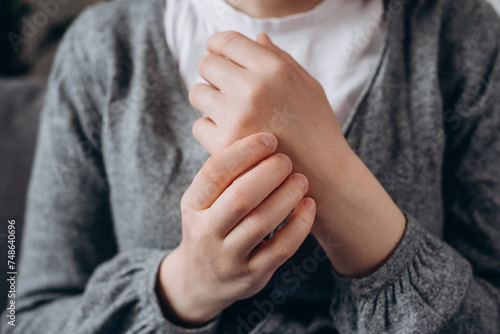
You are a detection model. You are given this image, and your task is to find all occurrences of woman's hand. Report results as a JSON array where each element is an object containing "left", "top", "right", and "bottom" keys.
[
  {"left": 156, "top": 132, "right": 316, "bottom": 326},
  {"left": 189, "top": 31, "right": 351, "bottom": 180}
]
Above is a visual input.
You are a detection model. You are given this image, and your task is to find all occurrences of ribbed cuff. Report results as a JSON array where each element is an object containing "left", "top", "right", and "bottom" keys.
[{"left": 330, "top": 212, "right": 424, "bottom": 300}]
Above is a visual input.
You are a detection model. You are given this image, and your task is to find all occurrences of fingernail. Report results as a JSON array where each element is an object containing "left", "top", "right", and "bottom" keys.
[
  {"left": 292, "top": 174, "right": 307, "bottom": 189},
  {"left": 262, "top": 133, "right": 277, "bottom": 148},
  {"left": 304, "top": 198, "right": 315, "bottom": 212}
]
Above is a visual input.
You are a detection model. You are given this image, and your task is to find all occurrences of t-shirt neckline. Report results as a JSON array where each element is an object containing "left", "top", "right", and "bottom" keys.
[{"left": 197, "top": 0, "right": 352, "bottom": 34}]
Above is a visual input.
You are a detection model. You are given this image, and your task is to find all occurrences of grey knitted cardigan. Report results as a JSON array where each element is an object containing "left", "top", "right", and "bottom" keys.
[{"left": 3, "top": 0, "right": 500, "bottom": 333}]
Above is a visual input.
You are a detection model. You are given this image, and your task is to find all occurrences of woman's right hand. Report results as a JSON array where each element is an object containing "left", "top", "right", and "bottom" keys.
[{"left": 156, "top": 132, "right": 316, "bottom": 327}]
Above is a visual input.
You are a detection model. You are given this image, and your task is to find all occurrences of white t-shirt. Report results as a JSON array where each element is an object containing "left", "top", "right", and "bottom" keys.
[{"left": 164, "top": 0, "right": 385, "bottom": 126}]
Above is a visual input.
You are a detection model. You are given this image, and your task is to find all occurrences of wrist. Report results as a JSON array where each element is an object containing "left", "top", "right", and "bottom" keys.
[
  {"left": 155, "top": 247, "right": 225, "bottom": 327},
  {"left": 310, "top": 147, "right": 406, "bottom": 277}
]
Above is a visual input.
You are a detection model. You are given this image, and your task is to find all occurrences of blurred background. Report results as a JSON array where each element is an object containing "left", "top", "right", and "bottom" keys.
[
  {"left": 0, "top": 0, "right": 108, "bottom": 312},
  {"left": 1, "top": 0, "right": 107, "bottom": 77},
  {"left": 0, "top": 0, "right": 499, "bottom": 312}
]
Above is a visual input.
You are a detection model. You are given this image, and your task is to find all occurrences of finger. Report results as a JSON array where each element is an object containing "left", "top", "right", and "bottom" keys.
[
  {"left": 184, "top": 132, "right": 278, "bottom": 210},
  {"left": 207, "top": 31, "right": 280, "bottom": 70},
  {"left": 209, "top": 153, "right": 293, "bottom": 237},
  {"left": 198, "top": 53, "right": 247, "bottom": 92},
  {"left": 192, "top": 117, "right": 221, "bottom": 155},
  {"left": 224, "top": 173, "right": 309, "bottom": 257},
  {"left": 189, "top": 83, "right": 225, "bottom": 121},
  {"left": 255, "top": 33, "right": 308, "bottom": 76},
  {"left": 249, "top": 198, "right": 316, "bottom": 273}
]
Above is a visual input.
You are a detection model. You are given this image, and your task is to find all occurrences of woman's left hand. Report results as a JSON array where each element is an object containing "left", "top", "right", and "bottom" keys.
[{"left": 189, "top": 31, "right": 352, "bottom": 180}]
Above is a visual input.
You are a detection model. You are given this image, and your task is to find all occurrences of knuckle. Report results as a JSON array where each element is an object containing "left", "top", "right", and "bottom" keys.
[
  {"left": 212, "top": 258, "right": 245, "bottom": 281},
  {"left": 188, "top": 83, "right": 202, "bottom": 104},
  {"left": 273, "top": 238, "right": 292, "bottom": 261},
  {"left": 288, "top": 180, "right": 306, "bottom": 200},
  {"left": 242, "top": 133, "right": 262, "bottom": 148},
  {"left": 226, "top": 186, "right": 252, "bottom": 217},
  {"left": 244, "top": 81, "right": 266, "bottom": 106},
  {"left": 191, "top": 118, "right": 201, "bottom": 139},
  {"left": 267, "top": 58, "right": 291, "bottom": 78},
  {"left": 238, "top": 274, "right": 265, "bottom": 297},
  {"left": 270, "top": 58, "right": 288, "bottom": 74},
  {"left": 294, "top": 214, "right": 314, "bottom": 235},
  {"left": 182, "top": 210, "right": 199, "bottom": 231},
  {"left": 244, "top": 261, "right": 260, "bottom": 279},
  {"left": 245, "top": 211, "right": 271, "bottom": 240},
  {"left": 197, "top": 54, "right": 213, "bottom": 75},
  {"left": 236, "top": 135, "right": 263, "bottom": 158},
  {"left": 270, "top": 153, "right": 292, "bottom": 176},
  {"left": 211, "top": 259, "right": 229, "bottom": 278},
  {"left": 203, "top": 156, "right": 229, "bottom": 186},
  {"left": 219, "top": 31, "right": 241, "bottom": 50},
  {"left": 285, "top": 188, "right": 303, "bottom": 207}
]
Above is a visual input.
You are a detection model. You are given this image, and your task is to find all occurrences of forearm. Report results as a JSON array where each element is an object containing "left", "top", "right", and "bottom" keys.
[{"left": 308, "top": 146, "right": 406, "bottom": 277}]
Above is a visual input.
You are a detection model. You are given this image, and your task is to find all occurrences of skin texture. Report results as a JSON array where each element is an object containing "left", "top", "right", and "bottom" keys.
[{"left": 156, "top": 133, "right": 316, "bottom": 326}]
